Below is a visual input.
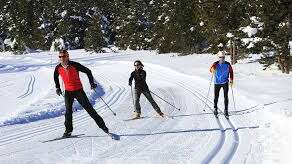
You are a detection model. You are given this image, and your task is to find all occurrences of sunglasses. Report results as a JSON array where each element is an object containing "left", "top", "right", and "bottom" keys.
[
  {"left": 219, "top": 57, "right": 225, "bottom": 59},
  {"left": 134, "top": 64, "right": 140, "bottom": 66},
  {"left": 59, "top": 55, "right": 67, "bottom": 58}
]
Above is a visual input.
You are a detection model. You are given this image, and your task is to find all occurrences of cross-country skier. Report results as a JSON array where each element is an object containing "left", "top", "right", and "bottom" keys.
[
  {"left": 210, "top": 51, "right": 234, "bottom": 118},
  {"left": 129, "top": 60, "right": 164, "bottom": 119},
  {"left": 54, "top": 50, "right": 110, "bottom": 137}
]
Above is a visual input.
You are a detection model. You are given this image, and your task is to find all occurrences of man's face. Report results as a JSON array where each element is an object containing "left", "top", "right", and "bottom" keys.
[
  {"left": 219, "top": 56, "right": 225, "bottom": 63},
  {"left": 59, "top": 52, "right": 69, "bottom": 63}
]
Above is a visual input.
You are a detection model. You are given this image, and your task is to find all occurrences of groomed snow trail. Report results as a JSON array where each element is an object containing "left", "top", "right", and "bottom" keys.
[{"left": 0, "top": 51, "right": 261, "bottom": 164}]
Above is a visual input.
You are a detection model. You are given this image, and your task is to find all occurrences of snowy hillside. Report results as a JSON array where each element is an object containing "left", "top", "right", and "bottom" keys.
[{"left": 0, "top": 50, "right": 291, "bottom": 164}]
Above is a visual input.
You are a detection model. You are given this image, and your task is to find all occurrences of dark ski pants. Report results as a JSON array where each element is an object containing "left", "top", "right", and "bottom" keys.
[
  {"left": 64, "top": 89, "right": 108, "bottom": 133},
  {"left": 134, "top": 89, "right": 161, "bottom": 114},
  {"left": 214, "top": 83, "right": 229, "bottom": 113}
]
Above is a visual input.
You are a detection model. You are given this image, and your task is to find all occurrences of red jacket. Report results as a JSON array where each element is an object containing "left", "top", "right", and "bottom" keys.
[{"left": 54, "top": 61, "right": 94, "bottom": 91}]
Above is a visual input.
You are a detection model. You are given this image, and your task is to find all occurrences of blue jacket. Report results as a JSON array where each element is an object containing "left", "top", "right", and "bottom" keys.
[{"left": 210, "top": 61, "right": 234, "bottom": 84}]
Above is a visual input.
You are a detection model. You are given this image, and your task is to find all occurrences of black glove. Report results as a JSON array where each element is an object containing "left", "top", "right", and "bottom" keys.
[
  {"left": 56, "top": 88, "right": 62, "bottom": 96},
  {"left": 91, "top": 83, "right": 97, "bottom": 90},
  {"left": 129, "top": 82, "right": 132, "bottom": 86}
]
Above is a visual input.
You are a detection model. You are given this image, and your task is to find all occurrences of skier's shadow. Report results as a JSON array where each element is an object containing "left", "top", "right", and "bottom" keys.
[
  {"left": 43, "top": 125, "right": 259, "bottom": 142},
  {"left": 119, "top": 125, "right": 259, "bottom": 138},
  {"left": 168, "top": 112, "right": 214, "bottom": 118}
]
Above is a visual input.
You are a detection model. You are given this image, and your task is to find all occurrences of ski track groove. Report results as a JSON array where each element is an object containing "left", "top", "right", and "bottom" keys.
[
  {"left": 97, "top": 74, "right": 157, "bottom": 158},
  {"left": 146, "top": 66, "right": 227, "bottom": 163},
  {"left": 98, "top": 73, "right": 180, "bottom": 160},
  {"left": 0, "top": 87, "right": 123, "bottom": 147},
  {"left": 175, "top": 82, "right": 226, "bottom": 164},
  {"left": 0, "top": 75, "right": 125, "bottom": 148},
  {"left": 182, "top": 80, "right": 240, "bottom": 164},
  {"left": 176, "top": 80, "right": 240, "bottom": 164},
  {"left": 149, "top": 66, "right": 239, "bottom": 164},
  {"left": 148, "top": 64, "right": 239, "bottom": 163},
  {"left": 0, "top": 60, "right": 245, "bottom": 163},
  {"left": 0, "top": 73, "right": 128, "bottom": 157},
  {"left": 17, "top": 74, "right": 35, "bottom": 99}
]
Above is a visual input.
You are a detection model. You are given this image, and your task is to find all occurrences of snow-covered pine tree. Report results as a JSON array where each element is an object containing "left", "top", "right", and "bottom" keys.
[
  {"left": 4, "top": 0, "right": 46, "bottom": 53},
  {"left": 84, "top": 15, "right": 106, "bottom": 52},
  {"left": 254, "top": 0, "right": 290, "bottom": 73},
  {"left": 112, "top": 0, "right": 155, "bottom": 50}
]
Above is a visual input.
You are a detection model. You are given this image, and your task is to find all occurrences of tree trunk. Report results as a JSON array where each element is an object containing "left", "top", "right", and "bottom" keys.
[
  {"left": 289, "top": 0, "right": 292, "bottom": 56},
  {"left": 0, "top": 38, "right": 4, "bottom": 51},
  {"left": 289, "top": 0, "right": 292, "bottom": 39},
  {"left": 229, "top": 40, "right": 233, "bottom": 62},
  {"left": 230, "top": 40, "right": 237, "bottom": 65},
  {"left": 278, "top": 51, "right": 290, "bottom": 74}
]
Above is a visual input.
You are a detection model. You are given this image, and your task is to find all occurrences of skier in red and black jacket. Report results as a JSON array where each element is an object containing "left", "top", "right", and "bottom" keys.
[{"left": 54, "top": 50, "right": 109, "bottom": 137}]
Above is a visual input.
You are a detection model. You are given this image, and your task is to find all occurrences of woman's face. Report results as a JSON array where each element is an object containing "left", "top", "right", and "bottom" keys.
[{"left": 134, "top": 62, "right": 142, "bottom": 70}]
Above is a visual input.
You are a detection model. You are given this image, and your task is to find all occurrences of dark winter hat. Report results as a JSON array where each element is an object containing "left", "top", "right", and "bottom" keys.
[
  {"left": 134, "top": 60, "right": 144, "bottom": 67},
  {"left": 59, "top": 49, "right": 69, "bottom": 55}
]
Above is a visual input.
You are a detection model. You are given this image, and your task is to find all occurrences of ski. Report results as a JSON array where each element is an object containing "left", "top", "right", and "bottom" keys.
[
  {"left": 42, "top": 134, "right": 85, "bottom": 143},
  {"left": 108, "top": 133, "right": 120, "bottom": 140},
  {"left": 123, "top": 117, "right": 145, "bottom": 121},
  {"left": 124, "top": 115, "right": 172, "bottom": 121}
]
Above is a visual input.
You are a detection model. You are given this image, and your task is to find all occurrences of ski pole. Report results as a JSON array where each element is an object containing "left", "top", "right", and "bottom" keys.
[
  {"left": 203, "top": 74, "right": 214, "bottom": 112},
  {"left": 149, "top": 90, "right": 181, "bottom": 111},
  {"left": 231, "top": 84, "right": 236, "bottom": 112},
  {"left": 100, "top": 97, "right": 117, "bottom": 116},
  {"left": 130, "top": 85, "right": 135, "bottom": 109},
  {"left": 93, "top": 89, "right": 117, "bottom": 116}
]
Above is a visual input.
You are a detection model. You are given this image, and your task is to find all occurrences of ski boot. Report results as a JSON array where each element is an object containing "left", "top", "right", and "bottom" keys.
[
  {"left": 62, "top": 131, "right": 72, "bottom": 138},
  {"left": 224, "top": 110, "right": 229, "bottom": 119},
  {"left": 133, "top": 112, "right": 141, "bottom": 119},
  {"left": 214, "top": 109, "right": 218, "bottom": 118},
  {"left": 157, "top": 111, "right": 165, "bottom": 118}
]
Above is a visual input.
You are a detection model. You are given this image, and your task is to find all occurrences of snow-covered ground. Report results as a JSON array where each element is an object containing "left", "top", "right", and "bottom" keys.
[{"left": 0, "top": 50, "right": 291, "bottom": 164}]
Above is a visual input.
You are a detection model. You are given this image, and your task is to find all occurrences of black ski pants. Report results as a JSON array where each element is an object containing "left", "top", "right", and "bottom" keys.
[
  {"left": 214, "top": 82, "right": 229, "bottom": 113},
  {"left": 134, "top": 88, "right": 161, "bottom": 114},
  {"left": 64, "top": 89, "right": 108, "bottom": 133}
]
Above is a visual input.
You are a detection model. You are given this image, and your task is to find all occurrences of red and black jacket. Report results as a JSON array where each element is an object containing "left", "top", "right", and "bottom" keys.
[{"left": 54, "top": 61, "right": 94, "bottom": 91}]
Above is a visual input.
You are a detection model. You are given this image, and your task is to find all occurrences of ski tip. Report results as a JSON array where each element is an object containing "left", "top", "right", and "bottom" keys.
[{"left": 109, "top": 133, "right": 120, "bottom": 140}]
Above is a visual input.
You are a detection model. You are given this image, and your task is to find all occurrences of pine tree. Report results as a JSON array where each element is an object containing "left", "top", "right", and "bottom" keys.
[
  {"left": 84, "top": 15, "right": 106, "bottom": 52},
  {"left": 253, "top": 0, "right": 290, "bottom": 73}
]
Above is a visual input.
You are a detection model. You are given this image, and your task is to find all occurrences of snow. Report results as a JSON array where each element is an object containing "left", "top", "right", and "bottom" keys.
[
  {"left": 289, "top": 41, "right": 292, "bottom": 54},
  {"left": 164, "top": 16, "right": 170, "bottom": 24},
  {"left": 226, "top": 33, "right": 234, "bottom": 38},
  {"left": 240, "top": 26, "right": 258, "bottom": 37},
  {"left": 250, "top": 16, "right": 264, "bottom": 28},
  {"left": 61, "top": 10, "right": 67, "bottom": 18},
  {"left": 0, "top": 50, "right": 291, "bottom": 163},
  {"left": 217, "top": 43, "right": 223, "bottom": 47},
  {"left": 50, "top": 38, "right": 66, "bottom": 51},
  {"left": 70, "top": 16, "right": 83, "bottom": 21},
  {"left": 241, "top": 37, "right": 262, "bottom": 48},
  {"left": 3, "top": 38, "right": 16, "bottom": 49}
]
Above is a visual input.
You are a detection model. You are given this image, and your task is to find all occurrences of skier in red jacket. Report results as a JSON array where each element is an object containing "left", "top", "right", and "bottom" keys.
[{"left": 54, "top": 50, "right": 109, "bottom": 137}]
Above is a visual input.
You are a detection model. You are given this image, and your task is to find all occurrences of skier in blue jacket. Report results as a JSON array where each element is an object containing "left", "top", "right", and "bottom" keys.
[{"left": 210, "top": 51, "right": 234, "bottom": 118}]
